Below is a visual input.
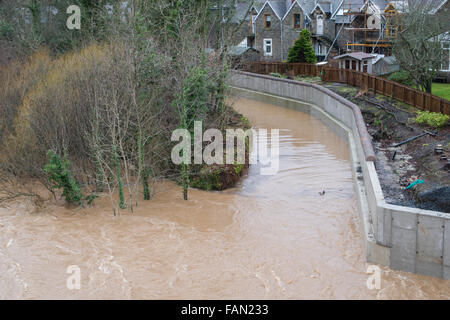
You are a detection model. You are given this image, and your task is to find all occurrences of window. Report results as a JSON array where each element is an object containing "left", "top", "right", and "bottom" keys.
[
  {"left": 293, "top": 14, "right": 301, "bottom": 28},
  {"left": 316, "top": 14, "right": 323, "bottom": 35},
  {"left": 264, "top": 38, "right": 272, "bottom": 56},
  {"left": 442, "top": 42, "right": 450, "bottom": 71},
  {"left": 318, "top": 43, "right": 323, "bottom": 55},
  {"left": 264, "top": 14, "right": 271, "bottom": 28}
]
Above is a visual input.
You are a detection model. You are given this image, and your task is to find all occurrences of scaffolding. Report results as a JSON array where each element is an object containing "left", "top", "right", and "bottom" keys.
[{"left": 340, "top": 0, "right": 393, "bottom": 55}]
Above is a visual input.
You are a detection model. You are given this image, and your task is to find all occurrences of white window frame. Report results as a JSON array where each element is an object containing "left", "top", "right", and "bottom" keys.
[
  {"left": 316, "top": 14, "right": 324, "bottom": 35},
  {"left": 264, "top": 38, "right": 273, "bottom": 57}
]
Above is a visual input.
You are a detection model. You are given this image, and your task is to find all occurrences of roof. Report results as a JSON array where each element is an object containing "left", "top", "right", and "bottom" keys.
[
  {"left": 381, "top": 55, "right": 398, "bottom": 65},
  {"left": 231, "top": 2, "right": 254, "bottom": 23},
  {"left": 371, "top": 54, "right": 383, "bottom": 64},
  {"left": 282, "top": 0, "right": 311, "bottom": 21},
  {"left": 254, "top": 1, "right": 283, "bottom": 21},
  {"left": 252, "top": 0, "right": 342, "bottom": 21},
  {"left": 334, "top": 52, "right": 376, "bottom": 60},
  {"left": 231, "top": 0, "right": 424, "bottom": 26},
  {"left": 319, "top": 2, "right": 332, "bottom": 13},
  {"left": 311, "top": 1, "right": 332, "bottom": 14},
  {"left": 268, "top": 1, "right": 287, "bottom": 19},
  {"left": 300, "top": 0, "right": 342, "bottom": 14},
  {"left": 228, "top": 46, "right": 259, "bottom": 56}
]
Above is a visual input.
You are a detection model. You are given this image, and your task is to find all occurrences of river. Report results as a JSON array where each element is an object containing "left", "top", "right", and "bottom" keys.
[{"left": 0, "top": 90, "right": 449, "bottom": 299}]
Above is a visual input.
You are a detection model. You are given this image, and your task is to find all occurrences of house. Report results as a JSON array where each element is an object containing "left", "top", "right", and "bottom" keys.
[
  {"left": 220, "top": 0, "right": 448, "bottom": 66},
  {"left": 333, "top": 52, "right": 375, "bottom": 73},
  {"left": 250, "top": 0, "right": 340, "bottom": 62},
  {"left": 232, "top": 0, "right": 399, "bottom": 62},
  {"left": 436, "top": 31, "right": 450, "bottom": 82}
]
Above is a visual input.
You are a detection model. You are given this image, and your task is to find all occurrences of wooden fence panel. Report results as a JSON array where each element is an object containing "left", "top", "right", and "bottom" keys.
[{"left": 244, "top": 63, "right": 450, "bottom": 115}]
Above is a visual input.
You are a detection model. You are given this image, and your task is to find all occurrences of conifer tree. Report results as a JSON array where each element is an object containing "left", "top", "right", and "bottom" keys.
[{"left": 287, "top": 29, "right": 317, "bottom": 64}]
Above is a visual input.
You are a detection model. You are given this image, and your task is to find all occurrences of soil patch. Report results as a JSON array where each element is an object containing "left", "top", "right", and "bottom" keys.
[{"left": 322, "top": 82, "right": 450, "bottom": 213}]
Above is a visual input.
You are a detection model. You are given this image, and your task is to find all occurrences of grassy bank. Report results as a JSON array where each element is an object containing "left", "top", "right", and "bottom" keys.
[{"left": 431, "top": 82, "right": 450, "bottom": 100}]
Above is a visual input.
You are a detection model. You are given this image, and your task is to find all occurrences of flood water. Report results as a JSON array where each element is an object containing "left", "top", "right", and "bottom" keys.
[{"left": 0, "top": 90, "right": 449, "bottom": 299}]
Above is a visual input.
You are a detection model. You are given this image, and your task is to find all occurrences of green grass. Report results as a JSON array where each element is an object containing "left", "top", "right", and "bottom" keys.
[{"left": 431, "top": 83, "right": 450, "bottom": 101}]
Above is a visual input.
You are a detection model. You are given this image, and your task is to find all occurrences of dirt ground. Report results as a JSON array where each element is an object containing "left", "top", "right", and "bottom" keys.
[{"left": 320, "top": 82, "right": 450, "bottom": 213}]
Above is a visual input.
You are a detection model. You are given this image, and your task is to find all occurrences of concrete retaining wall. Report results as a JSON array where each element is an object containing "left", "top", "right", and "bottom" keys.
[{"left": 229, "top": 70, "right": 450, "bottom": 279}]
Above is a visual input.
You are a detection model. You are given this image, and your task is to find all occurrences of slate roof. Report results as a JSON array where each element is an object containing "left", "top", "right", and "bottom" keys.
[
  {"left": 228, "top": 46, "right": 259, "bottom": 55},
  {"left": 231, "top": 2, "right": 254, "bottom": 23},
  {"left": 334, "top": 52, "right": 375, "bottom": 60},
  {"left": 238, "top": 0, "right": 448, "bottom": 21},
  {"left": 269, "top": 1, "right": 287, "bottom": 19},
  {"left": 232, "top": 0, "right": 446, "bottom": 26},
  {"left": 319, "top": 2, "right": 332, "bottom": 13},
  {"left": 381, "top": 55, "right": 398, "bottom": 65}
]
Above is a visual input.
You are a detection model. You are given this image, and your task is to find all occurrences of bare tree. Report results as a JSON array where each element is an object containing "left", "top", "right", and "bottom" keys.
[{"left": 393, "top": 1, "right": 449, "bottom": 93}]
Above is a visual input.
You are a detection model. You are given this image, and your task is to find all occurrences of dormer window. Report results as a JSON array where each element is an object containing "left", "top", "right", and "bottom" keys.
[
  {"left": 264, "top": 14, "right": 271, "bottom": 28},
  {"left": 293, "top": 14, "right": 301, "bottom": 28}
]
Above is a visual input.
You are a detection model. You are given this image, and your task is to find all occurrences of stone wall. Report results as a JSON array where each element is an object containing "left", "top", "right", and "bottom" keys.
[
  {"left": 254, "top": 5, "right": 282, "bottom": 61},
  {"left": 228, "top": 70, "right": 450, "bottom": 280}
]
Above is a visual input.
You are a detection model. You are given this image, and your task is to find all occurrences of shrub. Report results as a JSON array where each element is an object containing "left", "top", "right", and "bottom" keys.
[
  {"left": 415, "top": 111, "right": 449, "bottom": 128},
  {"left": 287, "top": 29, "right": 317, "bottom": 64},
  {"left": 269, "top": 72, "right": 285, "bottom": 78},
  {"left": 43, "top": 150, "right": 83, "bottom": 205},
  {"left": 0, "top": 19, "right": 13, "bottom": 40},
  {"left": 387, "top": 70, "right": 413, "bottom": 86}
]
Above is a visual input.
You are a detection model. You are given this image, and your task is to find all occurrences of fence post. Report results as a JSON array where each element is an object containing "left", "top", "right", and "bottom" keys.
[{"left": 242, "top": 63, "right": 449, "bottom": 115}]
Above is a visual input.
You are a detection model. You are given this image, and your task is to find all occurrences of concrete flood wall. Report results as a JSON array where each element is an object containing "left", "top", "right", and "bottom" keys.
[{"left": 229, "top": 71, "right": 450, "bottom": 280}]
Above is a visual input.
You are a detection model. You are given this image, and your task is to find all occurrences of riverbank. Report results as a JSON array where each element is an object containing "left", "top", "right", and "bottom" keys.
[
  {"left": 319, "top": 82, "right": 450, "bottom": 213},
  {"left": 189, "top": 108, "right": 251, "bottom": 191},
  {"left": 2, "top": 94, "right": 449, "bottom": 299},
  {"left": 282, "top": 74, "right": 449, "bottom": 212}
]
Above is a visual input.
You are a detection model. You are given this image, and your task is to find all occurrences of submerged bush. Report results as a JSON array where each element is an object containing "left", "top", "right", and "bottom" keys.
[
  {"left": 43, "top": 150, "right": 83, "bottom": 205},
  {"left": 415, "top": 111, "right": 449, "bottom": 128}
]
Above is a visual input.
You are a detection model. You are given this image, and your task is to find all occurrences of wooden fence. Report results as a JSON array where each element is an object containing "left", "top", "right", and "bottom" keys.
[{"left": 243, "top": 62, "right": 450, "bottom": 115}]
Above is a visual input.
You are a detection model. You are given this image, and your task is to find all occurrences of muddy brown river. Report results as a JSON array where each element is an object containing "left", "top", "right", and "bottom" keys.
[{"left": 0, "top": 90, "right": 449, "bottom": 299}]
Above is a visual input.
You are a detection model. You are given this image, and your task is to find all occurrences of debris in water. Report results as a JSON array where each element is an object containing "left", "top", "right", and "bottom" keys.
[{"left": 319, "top": 190, "right": 326, "bottom": 196}]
